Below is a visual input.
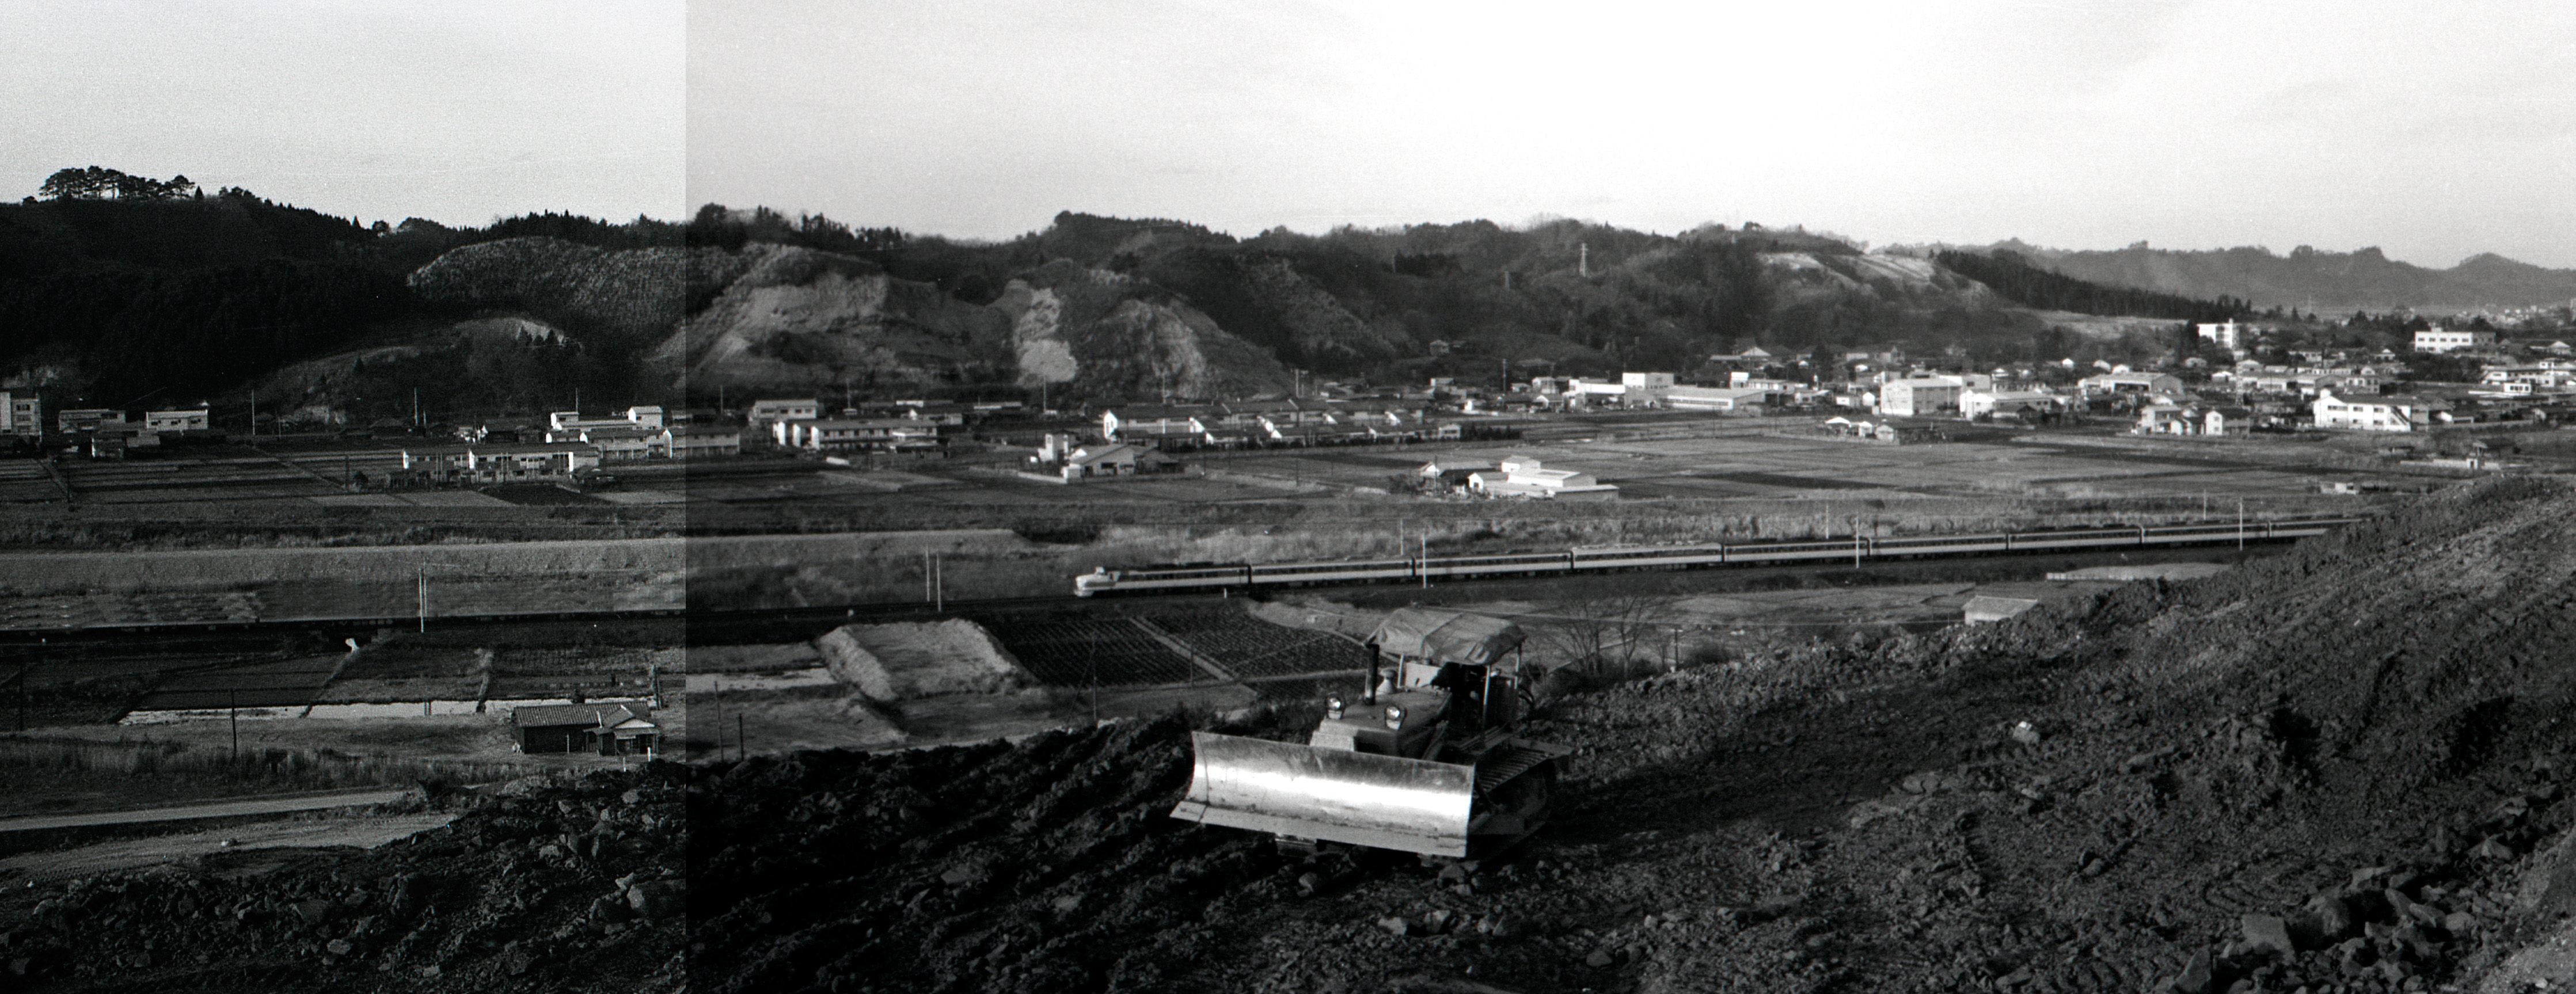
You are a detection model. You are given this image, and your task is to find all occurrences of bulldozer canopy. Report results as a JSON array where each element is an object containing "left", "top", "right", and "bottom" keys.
[{"left": 1369, "top": 608, "right": 1524, "bottom": 668}]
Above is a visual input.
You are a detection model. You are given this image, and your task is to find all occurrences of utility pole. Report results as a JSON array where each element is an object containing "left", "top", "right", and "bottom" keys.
[
  {"left": 1854, "top": 515, "right": 1864, "bottom": 567},
  {"left": 737, "top": 713, "right": 746, "bottom": 762},
  {"left": 230, "top": 689, "right": 239, "bottom": 760},
  {"left": 934, "top": 554, "right": 944, "bottom": 612},
  {"left": 2237, "top": 498, "right": 2246, "bottom": 551}
]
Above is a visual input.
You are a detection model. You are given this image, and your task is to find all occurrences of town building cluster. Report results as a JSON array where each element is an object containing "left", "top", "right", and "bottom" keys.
[
  {"left": 10, "top": 314, "right": 2576, "bottom": 490},
  {"left": 0, "top": 393, "right": 218, "bottom": 457}
]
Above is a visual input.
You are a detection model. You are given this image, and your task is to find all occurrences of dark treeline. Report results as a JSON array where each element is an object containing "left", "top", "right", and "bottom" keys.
[
  {"left": 0, "top": 170, "right": 692, "bottom": 412},
  {"left": 335, "top": 333, "right": 621, "bottom": 426},
  {"left": 0, "top": 260, "right": 416, "bottom": 406},
  {"left": 683, "top": 204, "right": 903, "bottom": 255},
  {"left": 1937, "top": 249, "right": 2252, "bottom": 322}
]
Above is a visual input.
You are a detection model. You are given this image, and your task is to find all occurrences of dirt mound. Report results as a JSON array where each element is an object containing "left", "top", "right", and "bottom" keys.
[
  {"left": 0, "top": 767, "right": 683, "bottom": 992},
  {"left": 815, "top": 620, "right": 1032, "bottom": 703},
  {"left": 684, "top": 478, "right": 2576, "bottom": 992}
]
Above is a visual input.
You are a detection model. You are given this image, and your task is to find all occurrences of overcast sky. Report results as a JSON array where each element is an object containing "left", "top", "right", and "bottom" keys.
[
  {"left": 5, "top": 0, "right": 685, "bottom": 227},
  {"left": 693, "top": 0, "right": 2576, "bottom": 268},
  {"left": 10, "top": 2, "right": 2571, "bottom": 267}
]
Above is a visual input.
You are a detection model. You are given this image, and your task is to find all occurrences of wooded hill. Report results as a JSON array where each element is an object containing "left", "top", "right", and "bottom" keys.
[{"left": 1, "top": 173, "right": 2290, "bottom": 416}]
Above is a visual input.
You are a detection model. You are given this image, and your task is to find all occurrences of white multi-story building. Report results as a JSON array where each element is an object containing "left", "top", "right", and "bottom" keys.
[
  {"left": 2481, "top": 366, "right": 2573, "bottom": 389},
  {"left": 1618, "top": 371, "right": 1675, "bottom": 406},
  {"left": 1959, "top": 388, "right": 2063, "bottom": 420},
  {"left": 1566, "top": 378, "right": 1629, "bottom": 406},
  {"left": 547, "top": 405, "right": 664, "bottom": 437},
  {"left": 462, "top": 442, "right": 602, "bottom": 480},
  {"left": 775, "top": 418, "right": 941, "bottom": 452},
  {"left": 2079, "top": 372, "right": 2186, "bottom": 397},
  {"left": 1466, "top": 456, "right": 1618, "bottom": 500},
  {"left": 2413, "top": 327, "right": 2497, "bottom": 353},
  {"left": 143, "top": 408, "right": 210, "bottom": 432},
  {"left": 1878, "top": 376, "right": 1966, "bottom": 417},
  {"left": 671, "top": 425, "right": 742, "bottom": 458},
  {"left": 56, "top": 408, "right": 125, "bottom": 433},
  {"left": 1665, "top": 385, "right": 1771, "bottom": 413},
  {"left": 2312, "top": 390, "right": 2446, "bottom": 432},
  {"left": 0, "top": 392, "right": 37, "bottom": 438},
  {"left": 746, "top": 399, "right": 822, "bottom": 433},
  {"left": 2196, "top": 320, "right": 2245, "bottom": 352}
]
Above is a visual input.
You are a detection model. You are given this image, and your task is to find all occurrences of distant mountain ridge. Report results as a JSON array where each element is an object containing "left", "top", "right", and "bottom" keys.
[{"left": 1963, "top": 239, "right": 2576, "bottom": 312}]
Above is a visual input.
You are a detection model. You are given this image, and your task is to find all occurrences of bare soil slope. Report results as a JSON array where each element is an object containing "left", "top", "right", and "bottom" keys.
[
  {"left": 1, "top": 768, "right": 683, "bottom": 992},
  {"left": 687, "top": 477, "right": 2576, "bottom": 993}
]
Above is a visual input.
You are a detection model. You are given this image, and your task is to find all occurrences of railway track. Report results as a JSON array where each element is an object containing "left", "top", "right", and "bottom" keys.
[{"left": 0, "top": 516, "right": 2360, "bottom": 643}]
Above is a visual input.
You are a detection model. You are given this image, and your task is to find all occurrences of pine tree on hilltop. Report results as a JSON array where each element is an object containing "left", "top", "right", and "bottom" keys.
[{"left": 36, "top": 166, "right": 199, "bottom": 201}]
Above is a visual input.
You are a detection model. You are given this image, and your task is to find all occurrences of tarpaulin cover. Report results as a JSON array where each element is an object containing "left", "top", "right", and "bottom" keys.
[{"left": 1367, "top": 608, "right": 1525, "bottom": 667}]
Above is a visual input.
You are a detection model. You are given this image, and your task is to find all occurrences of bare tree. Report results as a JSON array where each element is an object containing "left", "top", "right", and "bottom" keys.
[{"left": 1532, "top": 593, "right": 1681, "bottom": 684}]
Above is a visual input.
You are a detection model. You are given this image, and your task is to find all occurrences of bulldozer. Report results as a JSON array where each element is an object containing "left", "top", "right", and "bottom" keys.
[{"left": 1171, "top": 608, "right": 1570, "bottom": 859}]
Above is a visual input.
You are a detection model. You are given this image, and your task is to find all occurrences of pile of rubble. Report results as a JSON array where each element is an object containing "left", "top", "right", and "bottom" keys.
[{"left": 0, "top": 767, "right": 683, "bottom": 993}]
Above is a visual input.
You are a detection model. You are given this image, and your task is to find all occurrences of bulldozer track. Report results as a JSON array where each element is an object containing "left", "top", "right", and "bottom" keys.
[{"left": 2190, "top": 848, "right": 2339, "bottom": 919}]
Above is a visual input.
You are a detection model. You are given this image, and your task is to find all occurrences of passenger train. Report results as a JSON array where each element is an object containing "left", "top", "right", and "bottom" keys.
[{"left": 1073, "top": 517, "right": 2360, "bottom": 597}]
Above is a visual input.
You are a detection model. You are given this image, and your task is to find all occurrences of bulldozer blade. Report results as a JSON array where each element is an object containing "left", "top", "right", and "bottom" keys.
[{"left": 1171, "top": 731, "right": 1476, "bottom": 858}]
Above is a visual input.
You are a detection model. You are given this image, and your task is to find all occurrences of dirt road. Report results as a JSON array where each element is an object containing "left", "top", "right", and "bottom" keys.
[
  {"left": 0, "top": 812, "right": 457, "bottom": 882},
  {"left": 0, "top": 787, "right": 418, "bottom": 835}
]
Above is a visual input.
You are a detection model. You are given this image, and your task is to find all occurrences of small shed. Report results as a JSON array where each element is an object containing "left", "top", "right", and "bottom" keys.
[{"left": 1962, "top": 596, "right": 2041, "bottom": 624}]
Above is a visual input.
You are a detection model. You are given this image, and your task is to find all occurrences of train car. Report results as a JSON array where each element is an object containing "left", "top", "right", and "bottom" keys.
[
  {"left": 1719, "top": 539, "right": 1871, "bottom": 565},
  {"left": 1570, "top": 543, "right": 1730, "bottom": 571},
  {"left": 1248, "top": 558, "right": 1420, "bottom": 588},
  {"left": 1075, "top": 563, "right": 1251, "bottom": 597},
  {"left": 1865, "top": 532, "right": 2007, "bottom": 558},
  {"left": 1418, "top": 551, "right": 1578, "bottom": 581},
  {"left": 1996, "top": 526, "right": 2140, "bottom": 552}
]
